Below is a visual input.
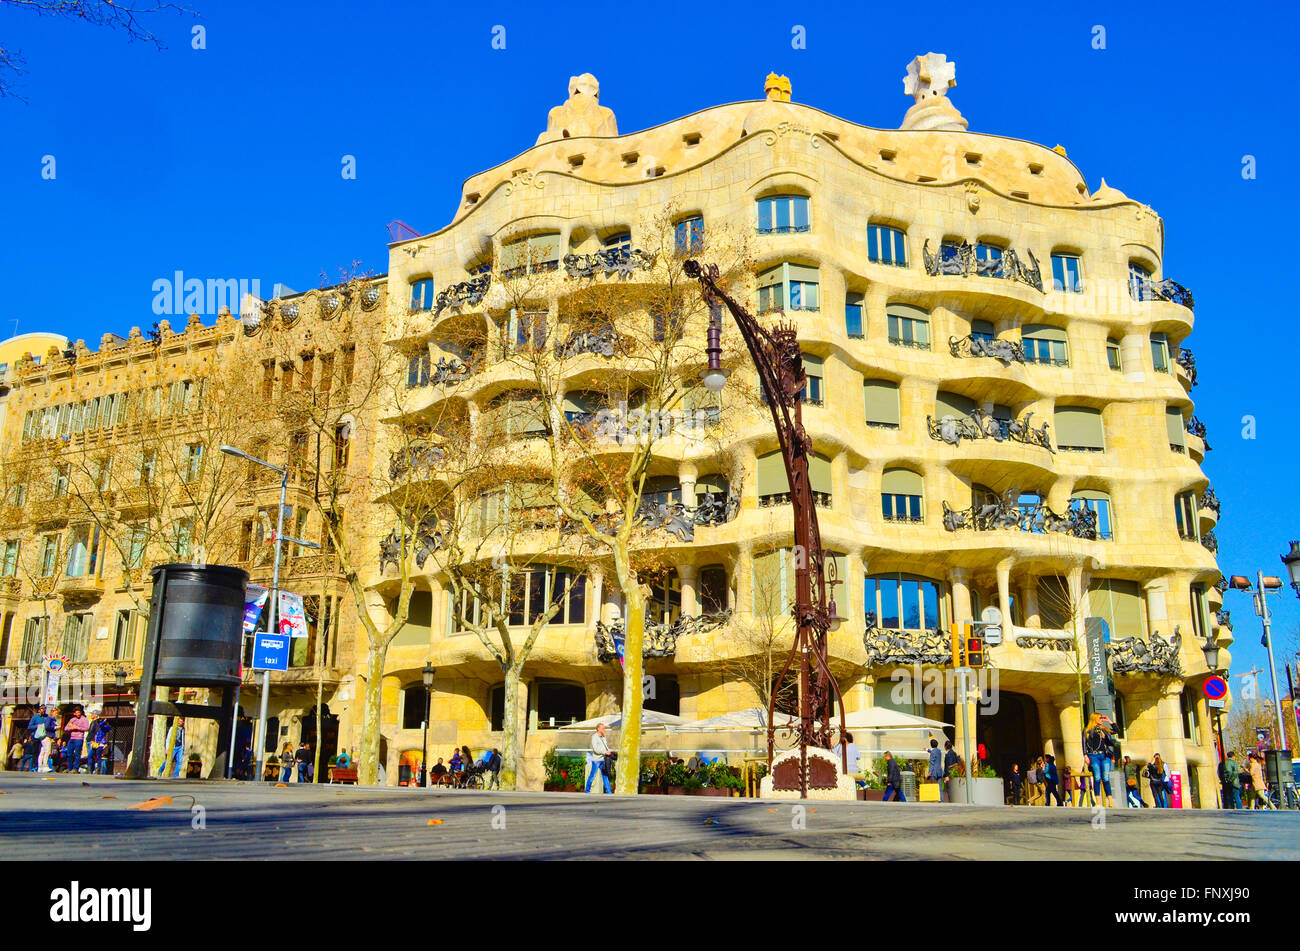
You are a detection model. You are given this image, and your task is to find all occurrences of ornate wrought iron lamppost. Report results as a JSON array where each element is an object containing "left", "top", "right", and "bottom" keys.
[
  {"left": 421, "top": 663, "right": 435, "bottom": 787},
  {"left": 686, "top": 260, "right": 846, "bottom": 798}
]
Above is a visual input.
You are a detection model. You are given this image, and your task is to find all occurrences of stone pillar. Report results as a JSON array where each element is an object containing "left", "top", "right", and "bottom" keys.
[
  {"left": 1120, "top": 330, "right": 1148, "bottom": 384},
  {"left": 1037, "top": 697, "right": 1063, "bottom": 760},
  {"left": 948, "top": 568, "right": 972, "bottom": 622},
  {"left": 1022, "top": 582, "right": 1041, "bottom": 629},
  {"left": 996, "top": 558, "right": 1014, "bottom": 628},
  {"left": 1157, "top": 681, "right": 1190, "bottom": 807},
  {"left": 1143, "top": 577, "right": 1169, "bottom": 631},
  {"left": 678, "top": 564, "right": 699, "bottom": 617},
  {"left": 1056, "top": 695, "right": 1084, "bottom": 773},
  {"left": 678, "top": 462, "right": 697, "bottom": 506},
  {"left": 588, "top": 567, "right": 604, "bottom": 631}
]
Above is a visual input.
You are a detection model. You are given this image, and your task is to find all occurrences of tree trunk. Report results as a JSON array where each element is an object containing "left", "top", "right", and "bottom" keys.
[
  {"left": 615, "top": 593, "right": 645, "bottom": 794},
  {"left": 358, "top": 642, "right": 387, "bottom": 786},
  {"left": 500, "top": 662, "right": 521, "bottom": 790}
]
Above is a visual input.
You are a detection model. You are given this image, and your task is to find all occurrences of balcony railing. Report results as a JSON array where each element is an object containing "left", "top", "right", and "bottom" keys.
[
  {"left": 555, "top": 326, "right": 621, "bottom": 359},
  {"left": 389, "top": 442, "right": 448, "bottom": 481},
  {"left": 1129, "top": 275, "right": 1195, "bottom": 310},
  {"left": 948, "top": 333, "right": 1025, "bottom": 365},
  {"left": 921, "top": 239, "right": 1044, "bottom": 291},
  {"left": 1186, "top": 416, "right": 1211, "bottom": 450},
  {"left": 1175, "top": 348, "right": 1198, "bottom": 387},
  {"left": 1201, "top": 530, "right": 1218, "bottom": 553},
  {"left": 927, "top": 408, "right": 1054, "bottom": 452},
  {"left": 1215, "top": 610, "right": 1232, "bottom": 630},
  {"left": 434, "top": 273, "right": 492, "bottom": 317},
  {"left": 888, "top": 336, "right": 931, "bottom": 350},
  {"left": 759, "top": 491, "right": 831, "bottom": 509},
  {"left": 757, "top": 224, "right": 811, "bottom": 235},
  {"left": 942, "top": 494, "right": 1099, "bottom": 539},
  {"left": 1110, "top": 629, "right": 1182, "bottom": 675},
  {"left": 1199, "top": 487, "right": 1221, "bottom": 515},
  {"left": 595, "top": 610, "right": 732, "bottom": 662},
  {"left": 862, "top": 625, "right": 951, "bottom": 667},
  {"left": 563, "top": 248, "right": 655, "bottom": 280},
  {"left": 632, "top": 491, "right": 741, "bottom": 542}
]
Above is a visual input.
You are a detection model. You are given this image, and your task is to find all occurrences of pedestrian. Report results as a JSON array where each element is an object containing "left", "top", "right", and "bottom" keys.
[
  {"left": 942, "top": 739, "right": 960, "bottom": 800},
  {"left": 85, "top": 709, "right": 110, "bottom": 775},
  {"left": 1123, "top": 755, "right": 1145, "bottom": 807},
  {"left": 6, "top": 735, "right": 23, "bottom": 771},
  {"left": 280, "top": 743, "right": 295, "bottom": 783},
  {"left": 1062, "top": 765, "right": 1075, "bottom": 806},
  {"left": 296, "top": 741, "right": 313, "bottom": 783},
  {"left": 832, "top": 731, "right": 860, "bottom": 776},
  {"left": 431, "top": 757, "right": 448, "bottom": 785},
  {"left": 62, "top": 705, "right": 90, "bottom": 773},
  {"left": 1245, "top": 752, "right": 1274, "bottom": 810},
  {"left": 1008, "top": 763, "right": 1023, "bottom": 805},
  {"left": 157, "top": 717, "right": 185, "bottom": 778},
  {"left": 585, "top": 722, "right": 613, "bottom": 794},
  {"left": 1083, "top": 713, "right": 1118, "bottom": 807},
  {"left": 1042, "top": 753, "right": 1063, "bottom": 805},
  {"left": 926, "top": 737, "right": 946, "bottom": 802},
  {"left": 1145, "top": 754, "right": 1171, "bottom": 807},
  {"left": 449, "top": 747, "right": 463, "bottom": 774},
  {"left": 882, "top": 750, "right": 906, "bottom": 801},
  {"left": 30, "top": 705, "right": 56, "bottom": 773},
  {"left": 1222, "top": 751, "right": 1242, "bottom": 809}
]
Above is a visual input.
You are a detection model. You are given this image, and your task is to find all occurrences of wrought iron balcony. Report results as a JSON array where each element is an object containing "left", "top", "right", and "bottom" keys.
[
  {"left": 635, "top": 491, "right": 741, "bottom": 542},
  {"left": 433, "top": 273, "right": 491, "bottom": 317},
  {"left": 563, "top": 247, "right": 655, "bottom": 280},
  {"left": 1109, "top": 629, "right": 1181, "bottom": 675},
  {"left": 1201, "top": 530, "right": 1218, "bottom": 553},
  {"left": 1014, "top": 634, "right": 1074, "bottom": 652},
  {"left": 389, "top": 442, "right": 448, "bottom": 481},
  {"left": 555, "top": 326, "right": 621, "bottom": 359},
  {"left": 921, "top": 239, "right": 1043, "bottom": 291},
  {"left": 942, "top": 492, "right": 1099, "bottom": 539},
  {"left": 1129, "top": 275, "right": 1195, "bottom": 310},
  {"left": 757, "top": 224, "right": 811, "bottom": 235},
  {"left": 759, "top": 491, "right": 831, "bottom": 509},
  {"left": 377, "top": 516, "right": 444, "bottom": 572},
  {"left": 595, "top": 610, "right": 732, "bottom": 662},
  {"left": 1174, "top": 348, "right": 1198, "bottom": 387},
  {"left": 862, "top": 624, "right": 951, "bottom": 667},
  {"left": 888, "top": 336, "right": 930, "bottom": 350},
  {"left": 927, "top": 407, "right": 1054, "bottom": 452},
  {"left": 1215, "top": 609, "right": 1232, "bottom": 629},
  {"left": 1199, "top": 487, "right": 1221, "bottom": 515},
  {"left": 1186, "top": 416, "right": 1211, "bottom": 450},
  {"left": 948, "top": 333, "right": 1025, "bottom": 365}
]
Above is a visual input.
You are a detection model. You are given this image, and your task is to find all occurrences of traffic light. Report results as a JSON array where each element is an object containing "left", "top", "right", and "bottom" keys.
[{"left": 966, "top": 636, "right": 985, "bottom": 668}]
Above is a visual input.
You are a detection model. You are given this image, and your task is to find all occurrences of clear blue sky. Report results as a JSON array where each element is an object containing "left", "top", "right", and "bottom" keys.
[{"left": 2, "top": 1, "right": 1297, "bottom": 708}]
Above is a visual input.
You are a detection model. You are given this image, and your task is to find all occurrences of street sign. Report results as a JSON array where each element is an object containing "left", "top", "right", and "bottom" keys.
[
  {"left": 981, "top": 625, "right": 1002, "bottom": 645},
  {"left": 980, "top": 606, "right": 1003, "bottom": 626},
  {"left": 1203, "top": 675, "right": 1228, "bottom": 701},
  {"left": 252, "top": 633, "right": 290, "bottom": 671},
  {"left": 1207, "top": 698, "right": 1226, "bottom": 709}
]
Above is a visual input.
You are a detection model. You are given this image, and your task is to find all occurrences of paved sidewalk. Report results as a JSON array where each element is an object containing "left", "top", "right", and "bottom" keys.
[{"left": 0, "top": 772, "right": 1294, "bottom": 860}]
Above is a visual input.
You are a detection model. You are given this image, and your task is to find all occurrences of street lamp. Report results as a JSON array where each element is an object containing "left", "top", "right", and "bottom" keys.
[
  {"left": 687, "top": 260, "right": 848, "bottom": 797},
  {"left": 1225, "top": 559, "right": 1291, "bottom": 771},
  {"left": 421, "top": 663, "right": 435, "bottom": 787},
  {"left": 220, "top": 444, "right": 320, "bottom": 784},
  {"left": 109, "top": 668, "right": 126, "bottom": 777}
]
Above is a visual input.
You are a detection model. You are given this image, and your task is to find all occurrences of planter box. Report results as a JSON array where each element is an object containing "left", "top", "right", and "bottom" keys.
[
  {"left": 948, "top": 777, "right": 1004, "bottom": 806},
  {"left": 686, "top": 787, "right": 733, "bottom": 797},
  {"left": 663, "top": 786, "right": 688, "bottom": 795},
  {"left": 186, "top": 761, "right": 202, "bottom": 779},
  {"left": 543, "top": 783, "right": 582, "bottom": 792},
  {"left": 640, "top": 786, "right": 664, "bottom": 795},
  {"left": 859, "top": 789, "right": 886, "bottom": 801}
]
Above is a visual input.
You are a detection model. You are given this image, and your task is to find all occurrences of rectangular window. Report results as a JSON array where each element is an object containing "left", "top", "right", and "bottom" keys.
[
  {"left": 975, "top": 242, "right": 1004, "bottom": 276},
  {"left": 1129, "top": 262, "right": 1152, "bottom": 301},
  {"left": 501, "top": 233, "right": 561, "bottom": 276},
  {"left": 127, "top": 524, "right": 147, "bottom": 569},
  {"left": 1151, "top": 332, "right": 1171, "bottom": 373},
  {"left": 52, "top": 465, "right": 69, "bottom": 499},
  {"left": 1175, "top": 491, "right": 1198, "bottom": 541},
  {"left": 1051, "top": 253, "right": 1083, "bottom": 293},
  {"left": 887, "top": 313, "right": 930, "bottom": 349},
  {"left": 845, "top": 293, "right": 864, "bottom": 338},
  {"left": 1106, "top": 340, "right": 1122, "bottom": 371},
  {"left": 867, "top": 225, "right": 907, "bottom": 266},
  {"left": 1070, "top": 494, "right": 1114, "bottom": 540},
  {"left": 407, "top": 352, "right": 430, "bottom": 388},
  {"left": 319, "top": 353, "right": 334, "bottom": 395},
  {"left": 333, "top": 424, "right": 350, "bottom": 472},
  {"left": 342, "top": 347, "right": 355, "bottom": 386},
  {"left": 66, "top": 525, "right": 101, "bottom": 578},
  {"left": 602, "top": 232, "right": 632, "bottom": 259},
  {"left": 185, "top": 443, "right": 203, "bottom": 483},
  {"left": 40, "top": 535, "right": 58, "bottom": 576},
  {"left": 112, "top": 611, "right": 137, "bottom": 661},
  {"left": 0, "top": 539, "right": 18, "bottom": 577},
  {"left": 1167, "top": 407, "right": 1186, "bottom": 453},
  {"left": 882, "top": 493, "right": 923, "bottom": 521},
  {"left": 139, "top": 449, "right": 156, "bottom": 484},
  {"left": 863, "top": 380, "right": 901, "bottom": 429},
  {"left": 1023, "top": 325, "right": 1069, "bottom": 367},
  {"left": 1180, "top": 691, "right": 1200, "bottom": 744},
  {"left": 674, "top": 216, "right": 704, "bottom": 254},
  {"left": 62, "top": 612, "right": 92, "bottom": 662},
  {"left": 409, "top": 278, "right": 435, "bottom": 311},
  {"left": 21, "top": 617, "right": 47, "bottom": 666}
]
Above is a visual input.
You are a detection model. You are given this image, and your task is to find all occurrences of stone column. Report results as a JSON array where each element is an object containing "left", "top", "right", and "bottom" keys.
[
  {"left": 588, "top": 567, "right": 604, "bottom": 631},
  {"left": 1037, "top": 697, "right": 1063, "bottom": 761},
  {"left": 1120, "top": 330, "right": 1148, "bottom": 384},
  {"left": 1157, "top": 681, "right": 1190, "bottom": 807},
  {"left": 1022, "top": 582, "right": 1041, "bottom": 629},
  {"left": 949, "top": 568, "right": 972, "bottom": 622},
  {"left": 1056, "top": 695, "right": 1084, "bottom": 774},
  {"left": 1143, "top": 577, "right": 1169, "bottom": 631},
  {"left": 677, "top": 462, "right": 697, "bottom": 506},
  {"left": 996, "top": 558, "right": 1014, "bottom": 628},
  {"left": 678, "top": 564, "right": 699, "bottom": 617}
]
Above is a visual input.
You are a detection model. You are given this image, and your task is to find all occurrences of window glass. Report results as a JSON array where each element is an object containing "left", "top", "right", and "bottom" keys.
[
  {"left": 868, "top": 225, "right": 907, "bottom": 266},
  {"left": 757, "top": 195, "right": 810, "bottom": 234},
  {"left": 845, "top": 293, "right": 864, "bottom": 337},
  {"left": 1051, "top": 254, "right": 1082, "bottom": 293},
  {"left": 674, "top": 216, "right": 704, "bottom": 254}
]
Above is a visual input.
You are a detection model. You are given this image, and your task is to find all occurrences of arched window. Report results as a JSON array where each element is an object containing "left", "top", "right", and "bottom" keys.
[
  {"left": 886, "top": 304, "right": 930, "bottom": 350},
  {"left": 1070, "top": 489, "right": 1114, "bottom": 540},
  {"left": 501, "top": 233, "right": 561, "bottom": 277},
  {"left": 648, "top": 573, "right": 681, "bottom": 626},
  {"left": 868, "top": 223, "right": 908, "bottom": 267},
  {"left": 536, "top": 680, "right": 586, "bottom": 729},
  {"left": 881, "top": 468, "right": 924, "bottom": 522},
  {"left": 935, "top": 391, "right": 977, "bottom": 420},
  {"left": 1128, "top": 261, "right": 1153, "bottom": 301},
  {"left": 674, "top": 215, "right": 704, "bottom": 254},
  {"left": 1051, "top": 252, "right": 1082, "bottom": 293},
  {"left": 757, "top": 194, "right": 810, "bottom": 234}
]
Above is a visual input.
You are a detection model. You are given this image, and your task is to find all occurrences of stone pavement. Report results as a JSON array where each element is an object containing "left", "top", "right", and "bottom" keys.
[{"left": 0, "top": 772, "right": 1294, "bottom": 860}]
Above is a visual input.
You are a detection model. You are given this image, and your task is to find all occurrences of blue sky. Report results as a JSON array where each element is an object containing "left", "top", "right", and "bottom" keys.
[{"left": 2, "top": 1, "right": 1297, "bottom": 707}]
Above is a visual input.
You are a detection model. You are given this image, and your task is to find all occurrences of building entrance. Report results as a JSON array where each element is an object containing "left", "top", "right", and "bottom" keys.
[{"left": 943, "top": 691, "right": 1041, "bottom": 799}]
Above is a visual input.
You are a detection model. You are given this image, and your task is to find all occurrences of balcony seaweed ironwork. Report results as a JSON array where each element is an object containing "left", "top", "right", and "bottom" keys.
[
  {"left": 595, "top": 610, "right": 732, "bottom": 661},
  {"left": 1199, "top": 487, "right": 1221, "bottom": 515},
  {"left": 434, "top": 274, "right": 491, "bottom": 317},
  {"left": 1175, "top": 348, "right": 1198, "bottom": 387},
  {"left": 1129, "top": 275, "right": 1195, "bottom": 310},
  {"left": 1215, "top": 610, "right": 1232, "bottom": 629},
  {"left": 555, "top": 326, "right": 621, "bottom": 359},
  {"left": 1186, "top": 416, "right": 1211, "bottom": 450},
  {"left": 948, "top": 333, "right": 1025, "bottom": 365},
  {"left": 1109, "top": 628, "right": 1182, "bottom": 675},
  {"left": 862, "top": 624, "right": 951, "bottom": 667},
  {"left": 1201, "top": 530, "right": 1218, "bottom": 553},
  {"left": 942, "top": 490, "right": 1098, "bottom": 539},
  {"left": 927, "top": 407, "right": 1054, "bottom": 452},
  {"left": 563, "top": 247, "right": 656, "bottom": 280},
  {"left": 921, "top": 239, "right": 1043, "bottom": 291}
]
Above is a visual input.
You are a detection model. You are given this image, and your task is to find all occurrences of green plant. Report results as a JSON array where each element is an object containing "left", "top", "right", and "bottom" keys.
[
  {"left": 188, "top": 753, "right": 201, "bottom": 763},
  {"left": 703, "top": 761, "right": 744, "bottom": 791},
  {"left": 662, "top": 761, "right": 690, "bottom": 787},
  {"left": 543, "top": 748, "right": 586, "bottom": 786},
  {"left": 682, "top": 775, "right": 704, "bottom": 791}
]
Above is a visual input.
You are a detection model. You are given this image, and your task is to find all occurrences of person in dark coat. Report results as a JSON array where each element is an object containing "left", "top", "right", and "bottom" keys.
[
  {"left": 1042, "top": 753, "right": 1064, "bottom": 805},
  {"left": 1008, "top": 763, "right": 1023, "bottom": 805},
  {"left": 882, "top": 751, "right": 906, "bottom": 802}
]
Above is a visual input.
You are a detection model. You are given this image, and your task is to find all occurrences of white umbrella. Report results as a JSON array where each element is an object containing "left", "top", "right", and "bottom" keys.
[
  {"left": 674, "top": 707, "right": 797, "bottom": 732},
  {"left": 841, "top": 707, "right": 951, "bottom": 732},
  {"left": 557, "top": 710, "right": 688, "bottom": 731}
]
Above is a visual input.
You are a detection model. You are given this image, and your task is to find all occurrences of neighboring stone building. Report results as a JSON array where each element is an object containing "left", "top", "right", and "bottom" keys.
[{"left": 373, "top": 59, "right": 1226, "bottom": 802}]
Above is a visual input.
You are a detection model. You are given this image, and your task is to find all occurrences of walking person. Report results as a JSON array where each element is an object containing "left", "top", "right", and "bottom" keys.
[
  {"left": 296, "top": 741, "right": 314, "bottom": 784},
  {"left": 279, "top": 743, "right": 295, "bottom": 783},
  {"left": 1146, "top": 754, "right": 1171, "bottom": 807},
  {"left": 882, "top": 750, "right": 906, "bottom": 802},
  {"left": 30, "top": 705, "right": 56, "bottom": 773},
  {"left": 157, "top": 717, "right": 185, "bottom": 778},
  {"left": 585, "top": 722, "right": 613, "bottom": 794},
  {"left": 1245, "top": 752, "right": 1275, "bottom": 810},
  {"left": 832, "top": 731, "right": 860, "bottom": 776},
  {"left": 1008, "top": 763, "right": 1023, "bottom": 805},
  {"left": 1042, "top": 753, "right": 1063, "bottom": 805},
  {"left": 1083, "top": 713, "right": 1118, "bottom": 807},
  {"left": 1062, "top": 765, "right": 1075, "bottom": 806},
  {"left": 62, "top": 705, "right": 90, "bottom": 773},
  {"left": 942, "top": 739, "right": 960, "bottom": 801},
  {"left": 927, "top": 738, "right": 946, "bottom": 802},
  {"left": 1222, "top": 751, "right": 1243, "bottom": 809},
  {"left": 1123, "top": 755, "right": 1145, "bottom": 807},
  {"left": 1025, "top": 759, "right": 1041, "bottom": 805}
]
